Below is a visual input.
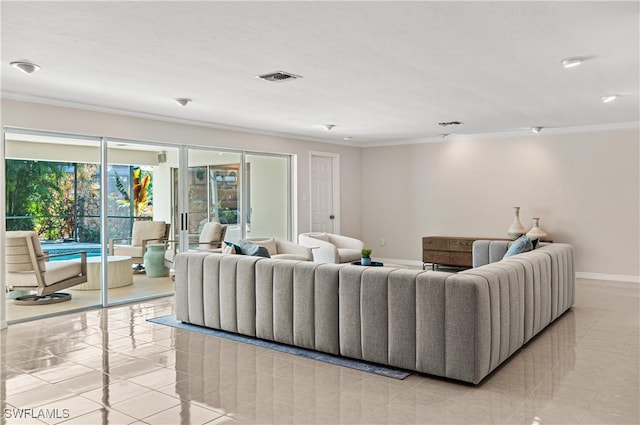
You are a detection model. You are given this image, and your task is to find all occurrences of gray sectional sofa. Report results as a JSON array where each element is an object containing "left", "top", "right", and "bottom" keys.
[{"left": 174, "top": 241, "right": 575, "bottom": 384}]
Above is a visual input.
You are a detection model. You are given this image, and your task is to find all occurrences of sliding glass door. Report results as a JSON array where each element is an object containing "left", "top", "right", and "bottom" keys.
[
  {"left": 179, "top": 148, "right": 291, "bottom": 248},
  {"left": 105, "top": 140, "right": 178, "bottom": 305},
  {"left": 181, "top": 149, "right": 243, "bottom": 246},
  {"left": 4, "top": 130, "right": 103, "bottom": 322},
  {"left": 3, "top": 129, "right": 292, "bottom": 324}
]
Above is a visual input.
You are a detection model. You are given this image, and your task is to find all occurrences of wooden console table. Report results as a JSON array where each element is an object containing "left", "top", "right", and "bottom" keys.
[{"left": 422, "top": 236, "right": 509, "bottom": 270}]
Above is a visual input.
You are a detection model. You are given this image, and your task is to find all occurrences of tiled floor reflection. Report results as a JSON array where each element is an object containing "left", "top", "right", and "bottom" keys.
[{"left": 1, "top": 278, "right": 638, "bottom": 424}]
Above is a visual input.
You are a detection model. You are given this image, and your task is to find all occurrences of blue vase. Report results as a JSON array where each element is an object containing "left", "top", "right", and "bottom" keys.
[{"left": 361, "top": 257, "right": 371, "bottom": 266}]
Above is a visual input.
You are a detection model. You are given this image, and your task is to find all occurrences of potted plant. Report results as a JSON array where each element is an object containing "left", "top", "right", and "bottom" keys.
[{"left": 361, "top": 248, "right": 372, "bottom": 266}]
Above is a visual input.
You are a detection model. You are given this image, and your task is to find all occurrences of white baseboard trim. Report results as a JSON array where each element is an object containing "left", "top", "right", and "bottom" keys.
[
  {"left": 576, "top": 272, "right": 640, "bottom": 283},
  {"left": 377, "top": 258, "right": 424, "bottom": 269},
  {"left": 377, "top": 258, "right": 640, "bottom": 283}
]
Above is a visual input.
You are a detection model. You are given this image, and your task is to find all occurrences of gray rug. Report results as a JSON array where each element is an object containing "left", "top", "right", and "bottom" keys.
[{"left": 148, "top": 314, "right": 410, "bottom": 380}]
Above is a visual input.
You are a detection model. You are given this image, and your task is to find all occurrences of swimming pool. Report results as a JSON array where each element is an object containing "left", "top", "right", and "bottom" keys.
[{"left": 41, "top": 242, "right": 102, "bottom": 261}]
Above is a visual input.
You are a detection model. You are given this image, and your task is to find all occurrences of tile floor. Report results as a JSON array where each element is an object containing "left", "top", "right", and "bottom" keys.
[
  {"left": 1, "top": 278, "right": 638, "bottom": 425},
  {"left": 5, "top": 274, "right": 175, "bottom": 323}
]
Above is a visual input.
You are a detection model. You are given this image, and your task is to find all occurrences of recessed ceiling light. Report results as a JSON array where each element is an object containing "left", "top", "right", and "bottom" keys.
[
  {"left": 174, "top": 98, "right": 192, "bottom": 106},
  {"left": 438, "top": 121, "right": 463, "bottom": 127},
  {"left": 256, "top": 71, "right": 302, "bottom": 82},
  {"left": 323, "top": 124, "right": 336, "bottom": 131},
  {"left": 10, "top": 60, "right": 40, "bottom": 74},
  {"left": 601, "top": 95, "right": 618, "bottom": 103},
  {"left": 561, "top": 57, "right": 583, "bottom": 69},
  {"left": 343, "top": 136, "right": 352, "bottom": 141},
  {"left": 531, "top": 127, "right": 543, "bottom": 133}
]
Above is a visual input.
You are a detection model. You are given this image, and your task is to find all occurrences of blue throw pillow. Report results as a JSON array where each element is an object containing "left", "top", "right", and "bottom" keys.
[
  {"left": 239, "top": 240, "right": 271, "bottom": 258},
  {"left": 223, "top": 241, "right": 244, "bottom": 255},
  {"left": 503, "top": 236, "right": 533, "bottom": 259}
]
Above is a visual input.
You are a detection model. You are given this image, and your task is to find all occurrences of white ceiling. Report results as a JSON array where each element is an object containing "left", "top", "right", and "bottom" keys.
[{"left": 2, "top": 1, "right": 638, "bottom": 147}]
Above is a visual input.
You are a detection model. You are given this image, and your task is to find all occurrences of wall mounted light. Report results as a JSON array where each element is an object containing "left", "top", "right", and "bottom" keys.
[{"left": 10, "top": 60, "right": 41, "bottom": 74}]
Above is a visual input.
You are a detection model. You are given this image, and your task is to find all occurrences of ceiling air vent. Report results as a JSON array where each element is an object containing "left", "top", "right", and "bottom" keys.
[{"left": 256, "top": 71, "right": 302, "bottom": 82}]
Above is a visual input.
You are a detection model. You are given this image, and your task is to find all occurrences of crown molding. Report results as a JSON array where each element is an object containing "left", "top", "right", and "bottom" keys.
[
  {"left": 3, "top": 91, "right": 637, "bottom": 149},
  {"left": 0, "top": 91, "right": 358, "bottom": 148},
  {"left": 362, "top": 121, "right": 640, "bottom": 148}
]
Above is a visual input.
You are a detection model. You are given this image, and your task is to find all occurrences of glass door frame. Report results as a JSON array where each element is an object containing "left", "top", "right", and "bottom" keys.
[
  {"left": 1, "top": 127, "right": 184, "bottom": 324},
  {"left": 2, "top": 127, "right": 105, "bottom": 323},
  {"left": 177, "top": 146, "right": 293, "bottom": 256}
]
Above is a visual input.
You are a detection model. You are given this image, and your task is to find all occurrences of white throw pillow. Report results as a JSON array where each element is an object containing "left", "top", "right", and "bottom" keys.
[{"left": 253, "top": 238, "right": 278, "bottom": 256}]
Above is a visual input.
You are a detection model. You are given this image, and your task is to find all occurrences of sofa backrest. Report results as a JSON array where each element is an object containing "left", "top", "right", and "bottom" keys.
[{"left": 175, "top": 242, "right": 575, "bottom": 384}]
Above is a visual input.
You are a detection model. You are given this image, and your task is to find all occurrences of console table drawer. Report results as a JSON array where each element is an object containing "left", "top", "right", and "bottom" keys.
[
  {"left": 449, "top": 239, "right": 474, "bottom": 252},
  {"left": 422, "top": 236, "right": 508, "bottom": 269},
  {"left": 423, "top": 238, "right": 448, "bottom": 250},
  {"left": 449, "top": 252, "right": 472, "bottom": 266},
  {"left": 422, "top": 250, "right": 450, "bottom": 264}
]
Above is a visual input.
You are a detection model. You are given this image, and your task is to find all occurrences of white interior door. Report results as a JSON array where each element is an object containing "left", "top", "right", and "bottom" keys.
[{"left": 310, "top": 153, "right": 339, "bottom": 233}]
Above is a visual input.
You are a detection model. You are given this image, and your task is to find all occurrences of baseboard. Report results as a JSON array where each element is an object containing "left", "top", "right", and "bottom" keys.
[
  {"left": 576, "top": 272, "right": 640, "bottom": 284},
  {"left": 377, "top": 258, "right": 424, "bottom": 269},
  {"left": 377, "top": 258, "right": 640, "bottom": 283}
]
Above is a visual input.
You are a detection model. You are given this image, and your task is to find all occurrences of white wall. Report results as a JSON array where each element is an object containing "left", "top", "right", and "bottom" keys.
[
  {"left": 0, "top": 98, "right": 363, "bottom": 240},
  {"left": 362, "top": 127, "right": 640, "bottom": 280},
  {"left": 3, "top": 98, "right": 636, "bottom": 282}
]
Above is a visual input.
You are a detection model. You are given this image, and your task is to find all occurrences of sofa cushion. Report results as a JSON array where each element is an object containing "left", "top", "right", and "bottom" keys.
[
  {"left": 503, "top": 236, "right": 533, "bottom": 259},
  {"left": 272, "top": 253, "right": 309, "bottom": 261},
  {"left": 337, "top": 248, "right": 361, "bottom": 263},
  {"left": 252, "top": 238, "right": 278, "bottom": 256},
  {"left": 239, "top": 240, "right": 271, "bottom": 258},
  {"left": 311, "top": 233, "right": 329, "bottom": 242}
]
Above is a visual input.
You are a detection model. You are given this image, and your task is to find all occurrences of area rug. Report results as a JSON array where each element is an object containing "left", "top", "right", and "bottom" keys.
[{"left": 148, "top": 314, "right": 410, "bottom": 380}]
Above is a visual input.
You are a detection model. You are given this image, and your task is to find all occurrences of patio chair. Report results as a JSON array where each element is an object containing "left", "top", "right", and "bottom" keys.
[
  {"left": 5, "top": 231, "right": 87, "bottom": 305},
  {"left": 109, "top": 221, "right": 169, "bottom": 269}
]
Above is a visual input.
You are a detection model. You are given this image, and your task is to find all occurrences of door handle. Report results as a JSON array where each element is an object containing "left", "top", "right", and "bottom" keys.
[{"left": 330, "top": 215, "right": 335, "bottom": 220}]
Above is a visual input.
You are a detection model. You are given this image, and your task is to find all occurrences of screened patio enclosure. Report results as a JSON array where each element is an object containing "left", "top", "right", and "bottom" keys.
[{"left": 2, "top": 129, "right": 293, "bottom": 324}]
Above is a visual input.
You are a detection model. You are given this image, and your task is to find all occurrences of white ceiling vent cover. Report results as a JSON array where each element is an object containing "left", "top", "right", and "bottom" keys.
[{"left": 256, "top": 71, "right": 302, "bottom": 82}]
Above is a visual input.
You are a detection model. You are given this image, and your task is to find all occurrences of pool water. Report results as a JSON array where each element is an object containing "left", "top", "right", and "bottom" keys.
[
  {"left": 41, "top": 242, "right": 102, "bottom": 261},
  {"left": 49, "top": 252, "right": 101, "bottom": 261}
]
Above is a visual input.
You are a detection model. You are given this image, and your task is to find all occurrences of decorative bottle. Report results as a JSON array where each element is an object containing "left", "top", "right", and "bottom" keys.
[
  {"left": 507, "top": 207, "right": 526, "bottom": 240},
  {"left": 526, "top": 217, "right": 548, "bottom": 241}
]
